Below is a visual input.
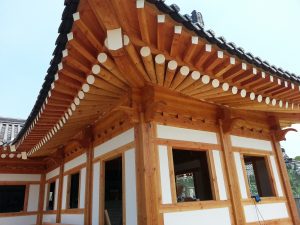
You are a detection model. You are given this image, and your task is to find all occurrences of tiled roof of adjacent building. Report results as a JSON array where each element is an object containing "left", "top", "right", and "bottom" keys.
[{"left": 0, "top": 117, "right": 25, "bottom": 145}]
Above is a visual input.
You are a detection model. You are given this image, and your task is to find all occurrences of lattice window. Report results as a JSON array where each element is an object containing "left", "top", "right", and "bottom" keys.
[
  {"left": 6, "top": 125, "right": 12, "bottom": 141},
  {"left": 0, "top": 124, "right": 6, "bottom": 141}
]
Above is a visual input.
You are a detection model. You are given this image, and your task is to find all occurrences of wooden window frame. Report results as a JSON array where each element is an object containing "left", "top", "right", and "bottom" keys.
[
  {"left": 45, "top": 180, "right": 56, "bottom": 211},
  {"left": 66, "top": 171, "right": 81, "bottom": 210},
  {"left": 168, "top": 146, "right": 219, "bottom": 204},
  {"left": 241, "top": 153, "right": 277, "bottom": 199},
  {"left": 0, "top": 183, "right": 30, "bottom": 215},
  {"left": 99, "top": 153, "right": 125, "bottom": 225}
]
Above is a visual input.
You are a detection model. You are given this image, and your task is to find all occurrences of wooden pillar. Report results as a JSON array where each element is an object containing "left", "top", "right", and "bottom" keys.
[
  {"left": 269, "top": 117, "right": 300, "bottom": 224},
  {"left": 84, "top": 132, "right": 94, "bottom": 225},
  {"left": 218, "top": 109, "right": 245, "bottom": 225},
  {"left": 135, "top": 114, "right": 160, "bottom": 225},
  {"left": 56, "top": 161, "right": 64, "bottom": 223},
  {"left": 37, "top": 173, "right": 46, "bottom": 225}
]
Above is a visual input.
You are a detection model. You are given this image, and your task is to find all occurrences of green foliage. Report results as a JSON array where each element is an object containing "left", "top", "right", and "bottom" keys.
[
  {"left": 286, "top": 163, "right": 300, "bottom": 197},
  {"left": 295, "top": 156, "right": 300, "bottom": 161}
]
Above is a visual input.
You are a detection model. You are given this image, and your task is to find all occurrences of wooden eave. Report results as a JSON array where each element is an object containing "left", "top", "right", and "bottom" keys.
[{"left": 14, "top": 0, "right": 300, "bottom": 158}]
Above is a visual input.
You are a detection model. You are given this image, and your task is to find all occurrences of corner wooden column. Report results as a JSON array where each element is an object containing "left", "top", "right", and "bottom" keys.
[
  {"left": 84, "top": 128, "right": 94, "bottom": 225},
  {"left": 135, "top": 113, "right": 160, "bottom": 225},
  {"left": 269, "top": 117, "right": 300, "bottom": 224},
  {"left": 218, "top": 109, "right": 245, "bottom": 225},
  {"left": 37, "top": 173, "right": 46, "bottom": 225},
  {"left": 56, "top": 161, "right": 64, "bottom": 223}
]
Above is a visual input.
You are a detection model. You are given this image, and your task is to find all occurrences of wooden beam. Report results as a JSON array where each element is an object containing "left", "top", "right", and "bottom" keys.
[
  {"left": 136, "top": 0, "right": 151, "bottom": 44},
  {"left": 218, "top": 109, "right": 246, "bottom": 225}
]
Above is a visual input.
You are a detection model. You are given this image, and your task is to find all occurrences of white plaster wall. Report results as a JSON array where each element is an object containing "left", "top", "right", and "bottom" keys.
[
  {"left": 270, "top": 156, "right": 284, "bottom": 197},
  {"left": 43, "top": 183, "right": 49, "bottom": 211},
  {"left": 43, "top": 214, "right": 57, "bottom": 223},
  {"left": 233, "top": 152, "right": 248, "bottom": 199},
  {"left": 212, "top": 150, "right": 227, "bottom": 200},
  {"left": 163, "top": 207, "right": 232, "bottom": 225},
  {"left": 54, "top": 178, "right": 59, "bottom": 210},
  {"left": 94, "top": 128, "right": 134, "bottom": 158},
  {"left": 92, "top": 162, "right": 100, "bottom": 225},
  {"left": 64, "top": 153, "right": 87, "bottom": 172},
  {"left": 125, "top": 149, "right": 138, "bottom": 225},
  {"left": 244, "top": 202, "right": 289, "bottom": 222},
  {"left": 0, "top": 215, "right": 37, "bottom": 225},
  {"left": 46, "top": 167, "right": 60, "bottom": 181},
  {"left": 157, "top": 125, "right": 218, "bottom": 144},
  {"left": 0, "top": 174, "right": 41, "bottom": 181},
  {"left": 230, "top": 135, "right": 272, "bottom": 151},
  {"left": 27, "top": 184, "right": 40, "bottom": 212},
  {"left": 158, "top": 145, "right": 172, "bottom": 204},
  {"left": 79, "top": 167, "right": 86, "bottom": 208},
  {"left": 61, "top": 214, "right": 84, "bottom": 225},
  {"left": 62, "top": 175, "right": 68, "bottom": 209}
]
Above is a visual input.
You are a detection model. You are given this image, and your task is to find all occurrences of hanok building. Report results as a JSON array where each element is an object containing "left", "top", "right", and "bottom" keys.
[{"left": 0, "top": 0, "right": 299, "bottom": 225}]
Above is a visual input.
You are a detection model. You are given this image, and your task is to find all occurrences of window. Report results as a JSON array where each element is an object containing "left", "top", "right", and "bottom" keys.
[
  {"left": 47, "top": 181, "right": 56, "bottom": 210},
  {"left": 0, "top": 185, "right": 26, "bottom": 213},
  {"left": 244, "top": 156, "right": 274, "bottom": 197},
  {"left": 68, "top": 172, "right": 80, "bottom": 209},
  {"left": 172, "top": 149, "right": 213, "bottom": 202}
]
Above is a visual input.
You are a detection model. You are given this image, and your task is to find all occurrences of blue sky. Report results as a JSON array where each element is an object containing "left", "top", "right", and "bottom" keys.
[{"left": 0, "top": 0, "right": 299, "bottom": 157}]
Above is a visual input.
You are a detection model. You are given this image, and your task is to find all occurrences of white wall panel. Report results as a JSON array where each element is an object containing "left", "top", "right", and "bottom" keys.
[
  {"left": 43, "top": 214, "right": 57, "bottom": 223},
  {"left": 64, "top": 153, "right": 87, "bottom": 172},
  {"left": 0, "top": 174, "right": 41, "bottom": 181},
  {"left": 94, "top": 128, "right": 134, "bottom": 158},
  {"left": 163, "top": 207, "right": 231, "bottom": 225},
  {"left": 46, "top": 167, "right": 60, "bottom": 181},
  {"left": 212, "top": 150, "right": 227, "bottom": 200},
  {"left": 79, "top": 167, "right": 86, "bottom": 208},
  {"left": 0, "top": 215, "right": 37, "bottom": 225},
  {"left": 230, "top": 135, "right": 272, "bottom": 151},
  {"left": 92, "top": 162, "right": 100, "bottom": 225},
  {"left": 270, "top": 156, "right": 284, "bottom": 197},
  {"left": 233, "top": 152, "right": 248, "bottom": 199},
  {"left": 244, "top": 203, "right": 289, "bottom": 222},
  {"left": 157, "top": 125, "right": 218, "bottom": 144},
  {"left": 61, "top": 214, "right": 84, "bottom": 225},
  {"left": 62, "top": 175, "right": 68, "bottom": 209},
  {"left": 54, "top": 178, "right": 59, "bottom": 210},
  {"left": 125, "top": 149, "right": 138, "bottom": 225},
  {"left": 43, "top": 183, "right": 48, "bottom": 211},
  {"left": 27, "top": 184, "right": 40, "bottom": 212},
  {"left": 158, "top": 145, "right": 172, "bottom": 204}
]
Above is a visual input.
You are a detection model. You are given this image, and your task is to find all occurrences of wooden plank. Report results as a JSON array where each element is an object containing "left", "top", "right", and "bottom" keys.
[{"left": 218, "top": 110, "right": 246, "bottom": 225}]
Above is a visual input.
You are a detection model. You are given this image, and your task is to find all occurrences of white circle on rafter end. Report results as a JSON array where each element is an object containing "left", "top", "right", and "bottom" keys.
[{"left": 92, "top": 65, "right": 101, "bottom": 74}]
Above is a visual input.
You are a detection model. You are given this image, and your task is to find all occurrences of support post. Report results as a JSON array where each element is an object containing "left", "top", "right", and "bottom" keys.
[
  {"left": 56, "top": 159, "right": 64, "bottom": 223},
  {"left": 84, "top": 127, "right": 94, "bottom": 225},
  {"left": 269, "top": 116, "right": 300, "bottom": 224},
  {"left": 218, "top": 109, "right": 245, "bottom": 225},
  {"left": 135, "top": 113, "right": 160, "bottom": 225},
  {"left": 37, "top": 173, "right": 46, "bottom": 225}
]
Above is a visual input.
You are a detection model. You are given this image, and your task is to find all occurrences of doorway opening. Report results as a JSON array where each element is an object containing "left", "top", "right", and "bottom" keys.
[{"left": 105, "top": 156, "right": 123, "bottom": 225}]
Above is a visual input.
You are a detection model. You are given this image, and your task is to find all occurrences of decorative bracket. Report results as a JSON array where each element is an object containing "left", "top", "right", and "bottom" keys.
[
  {"left": 222, "top": 117, "right": 246, "bottom": 133},
  {"left": 274, "top": 128, "right": 297, "bottom": 141}
]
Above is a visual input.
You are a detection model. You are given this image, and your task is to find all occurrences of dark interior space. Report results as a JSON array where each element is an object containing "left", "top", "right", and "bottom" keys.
[
  {"left": 244, "top": 156, "right": 274, "bottom": 197},
  {"left": 105, "top": 156, "right": 123, "bottom": 225},
  {"left": 0, "top": 185, "right": 25, "bottom": 213},
  {"left": 172, "top": 149, "right": 213, "bottom": 202},
  {"left": 69, "top": 172, "right": 80, "bottom": 209},
  {"left": 47, "top": 181, "right": 56, "bottom": 210}
]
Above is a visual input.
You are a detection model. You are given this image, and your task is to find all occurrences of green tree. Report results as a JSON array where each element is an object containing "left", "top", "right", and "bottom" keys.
[
  {"left": 295, "top": 156, "right": 300, "bottom": 161},
  {"left": 286, "top": 162, "right": 300, "bottom": 197}
]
